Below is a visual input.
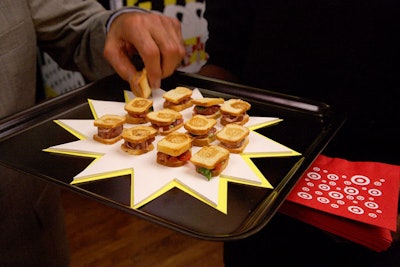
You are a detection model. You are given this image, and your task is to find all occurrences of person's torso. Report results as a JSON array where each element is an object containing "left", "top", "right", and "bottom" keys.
[
  {"left": 0, "top": 0, "right": 37, "bottom": 118},
  {"left": 240, "top": 1, "right": 399, "bottom": 101}
]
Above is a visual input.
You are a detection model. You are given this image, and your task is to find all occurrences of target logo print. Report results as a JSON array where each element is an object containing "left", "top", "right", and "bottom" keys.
[
  {"left": 350, "top": 175, "right": 370, "bottom": 186},
  {"left": 286, "top": 155, "right": 399, "bottom": 235},
  {"left": 291, "top": 166, "right": 387, "bottom": 220},
  {"left": 307, "top": 171, "right": 321, "bottom": 180},
  {"left": 344, "top": 186, "right": 359, "bottom": 195}
]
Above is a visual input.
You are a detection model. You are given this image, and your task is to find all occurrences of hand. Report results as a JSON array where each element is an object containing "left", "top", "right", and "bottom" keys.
[{"left": 104, "top": 11, "right": 186, "bottom": 90}]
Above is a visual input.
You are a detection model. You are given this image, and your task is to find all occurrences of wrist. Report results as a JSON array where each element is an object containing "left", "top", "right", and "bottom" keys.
[{"left": 106, "top": 7, "right": 149, "bottom": 32}]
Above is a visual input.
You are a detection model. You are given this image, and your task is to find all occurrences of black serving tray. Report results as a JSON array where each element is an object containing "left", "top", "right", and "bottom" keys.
[{"left": 0, "top": 72, "right": 345, "bottom": 241}]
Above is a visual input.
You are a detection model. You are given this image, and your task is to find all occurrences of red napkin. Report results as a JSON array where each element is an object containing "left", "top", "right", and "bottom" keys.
[{"left": 280, "top": 155, "right": 400, "bottom": 252}]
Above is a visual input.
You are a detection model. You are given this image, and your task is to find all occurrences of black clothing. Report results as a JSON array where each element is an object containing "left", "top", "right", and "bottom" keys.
[
  {"left": 203, "top": 1, "right": 399, "bottom": 266},
  {"left": 205, "top": 0, "right": 399, "bottom": 164}
]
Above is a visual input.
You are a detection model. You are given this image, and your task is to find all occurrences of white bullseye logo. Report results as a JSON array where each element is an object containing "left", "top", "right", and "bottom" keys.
[
  {"left": 365, "top": 202, "right": 379, "bottom": 209},
  {"left": 317, "top": 197, "right": 330, "bottom": 204},
  {"left": 307, "top": 172, "right": 321, "bottom": 180},
  {"left": 351, "top": 175, "right": 370, "bottom": 186},
  {"left": 368, "top": 188, "right": 382, "bottom": 197},
  {"left": 319, "top": 184, "right": 330, "bottom": 191},
  {"left": 344, "top": 186, "right": 359, "bottom": 195},
  {"left": 297, "top": 192, "right": 312, "bottom": 200},
  {"left": 328, "top": 191, "right": 343, "bottom": 199},
  {"left": 348, "top": 206, "right": 364, "bottom": 214},
  {"left": 327, "top": 174, "right": 339, "bottom": 180}
]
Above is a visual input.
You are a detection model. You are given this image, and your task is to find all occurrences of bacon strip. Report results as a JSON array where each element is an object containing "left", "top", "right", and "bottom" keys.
[
  {"left": 97, "top": 125, "right": 123, "bottom": 139},
  {"left": 124, "top": 137, "right": 155, "bottom": 151}
]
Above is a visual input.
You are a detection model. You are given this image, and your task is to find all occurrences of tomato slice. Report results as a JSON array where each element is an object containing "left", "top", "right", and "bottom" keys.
[
  {"left": 178, "top": 150, "right": 192, "bottom": 161},
  {"left": 213, "top": 161, "right": 224, "bottom": 173}
]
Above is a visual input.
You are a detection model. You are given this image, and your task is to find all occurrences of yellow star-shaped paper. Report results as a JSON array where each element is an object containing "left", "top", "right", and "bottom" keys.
[{"left": 44, "top": 89, "right": 300, "bottom": 213}]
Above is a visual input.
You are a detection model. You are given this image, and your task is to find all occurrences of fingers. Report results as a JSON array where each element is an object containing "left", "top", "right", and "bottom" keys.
[
  {"left": 148, "top": 15, "right": 186, "bottom": 77},
  {"left": 103, "top": 37, "right": 138, "bottom": 82},
  {"left": 104, "top": 12, "right": 186, "bottom": 89}
]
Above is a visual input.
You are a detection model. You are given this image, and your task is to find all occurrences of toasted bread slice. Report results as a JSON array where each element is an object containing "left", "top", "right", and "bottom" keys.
[
  {"left": 124, "top": 97, "right": 153, "bottom": 124},
  {"left": 124, "top": 97, "right": 153, "bottom": 114},
  {"left": 157, "top": 132, "right": 192, "bottom": 157},
  {"left": 163, "top": 86, "right": 193, "bottom": 111},
  {"left": 146, "top": 109, "right": 182, "bottom": 126},
  {"left": 93, "top": 114, "right": 126, "bottom": 144},
  {"left": 184, "top": 115, "right": 217, "bottom": 135},
  {"left": 220, "top": 99, "right": 251, "bottom": 126},
  {"left": 185, "top": 115, "right": 217, "bottom": 146},
  {"left": 217, "top": 124, "right": 250, "bottom": 153},
  {"left": 192, "top": 97, "right": 224, "bottom": 107},
  {"left": 94, "top": 114, "right": 126, "bottom": 128},
  {"left": 191, "top": 146, "right": 230, "bottom": 179},
  {"left": 130, "top": 69, "right": 151, "bottom": 98},
  {"left": 93, "top": 134, "right": 123, "bottom": 145},
  {"left": 163, "top": 87, "right": 193, "bottom": 104},
  {"left": 121, "top": 125, "right": 157, "bottom": 143},
  {"left": 220, "top": 99, "right": 251, "bottom": 116},
  {"left": 190, "top": 145, "right": 229, "bottom": 170},
  {"left": 216, "top": 124, "right": 250, "bottom": 144},
  {"left": 120, "top": 125, "right": 157, "bottom": 155}
]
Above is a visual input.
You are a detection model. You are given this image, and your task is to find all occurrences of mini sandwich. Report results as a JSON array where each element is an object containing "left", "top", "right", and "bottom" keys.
[
  {"left": 124, "top": 97, "right": 154, "bottom": 124},
  {"left": 192, "top": 97, "right": 224, "bottom": 119},
  {"left": 162, "top": 86, "right": 193, "bottom": 111},
  {"left": 146, "top": 108, "right": 184, "bottom": 135},
  {"left": 190, "top": 145, "right": 230, "bottom": 180},
  {"left": 184, "top": 115, "right": 217, "bottom": 146},
  {"left": 216, "top": 123, "right": 250, "bottom": 153},
  {"left": 220, "top": 99, "right": 251, "bottom": 126},
  {"left": 93, "top": 114, "right": 126, "bottom": 144},
  {"left": 120, "top": 125, "right": 157, "bottom": 155},
  {"left": 156, "top": 132, "right": 192, "bottom": 167},
  {"left": 130, "top": 68, "right": 152, "bottom": 98}
]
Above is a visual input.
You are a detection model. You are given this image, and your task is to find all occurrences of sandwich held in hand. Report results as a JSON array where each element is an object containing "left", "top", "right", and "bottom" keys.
[
  {"left": 121, "top": 125, "right": 157, "bottom": 155},
  {"left": 220, "top": 99, "right": 251, "bottom": 126},
  {"left": 124, "top": 97, "right": 154, "bottom": 124},
  {"left": 130, "top": 68, "right": 152, "bottom": 98},
  {"left": 162, "top": 86, "right": 193, "bottom": 111},
  {"left": 216, "top": 123, "right": 250, "bottom": 153},
  {"left": 146, "top": 108, "right": 184, "bottom": 135},
  {"left": 184, "top": 115, "right": 217, "bottom": 146},
  {"left": 192, "top": 97, "right": 224, "bottom": 119},
  {"left": 190, "top": 145, "right": 230, "bottom": 180},
  {"left": 156, "top": 132, "right": 193, "bottom": 167},
  {"left": 93, "top": 114, "right": 126, "bottom": 144}
]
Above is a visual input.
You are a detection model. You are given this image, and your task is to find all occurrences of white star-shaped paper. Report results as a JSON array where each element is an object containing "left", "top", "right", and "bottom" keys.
[{"left": 44, "top": 89, "right": 300, "bottom": 213}]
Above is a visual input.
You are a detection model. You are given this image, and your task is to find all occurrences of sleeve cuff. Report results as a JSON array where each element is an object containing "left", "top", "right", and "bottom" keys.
[{"left": 106, "top": 7, "right": 150, "bottom": 32}]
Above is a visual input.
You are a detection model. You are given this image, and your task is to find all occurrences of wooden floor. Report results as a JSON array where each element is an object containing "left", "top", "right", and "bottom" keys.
[{"left": 61, "top": 189, "right": 224, "bottom": 267}]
